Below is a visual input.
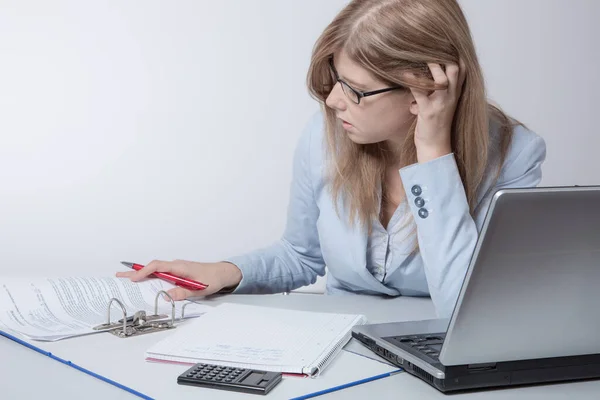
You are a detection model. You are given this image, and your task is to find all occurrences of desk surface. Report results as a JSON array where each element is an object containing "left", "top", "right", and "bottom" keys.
[
  {"left": 0, "top": 331, "right": 134, "bottom": 399},
  {"left": 3, "top": 293, "right": 599, "bottom": 399}
]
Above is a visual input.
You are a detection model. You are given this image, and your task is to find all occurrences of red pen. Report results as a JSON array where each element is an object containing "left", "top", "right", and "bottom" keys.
[{"left": 120, "top": 261, "right": 208, "bottom": 291}]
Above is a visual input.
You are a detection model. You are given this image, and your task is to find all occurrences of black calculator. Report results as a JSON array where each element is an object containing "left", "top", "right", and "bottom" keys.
[{"left": 177, "top": 363, "right": 282, "bottom": 395}]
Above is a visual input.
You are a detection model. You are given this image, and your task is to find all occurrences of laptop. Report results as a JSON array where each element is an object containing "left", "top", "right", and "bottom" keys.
[{"left": 352, "top": 186, "right": 600, "bottom": 392}]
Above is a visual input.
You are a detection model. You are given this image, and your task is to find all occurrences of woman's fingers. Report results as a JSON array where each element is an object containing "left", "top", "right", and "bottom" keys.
[
  {"left": 427, "top": 63, "right": 449, "bottom": 90},
  {"left": 117, "top": 260, "right": 172, "bottom": 282},
  {"left": 444, "top": 63, "right": 460, "bottom": 95},
  {"left": 116, "top": 271, "right": 136, "bottom": 278},
  {"left": 166, "top": 287, "right": 194, "bottom": 301}
]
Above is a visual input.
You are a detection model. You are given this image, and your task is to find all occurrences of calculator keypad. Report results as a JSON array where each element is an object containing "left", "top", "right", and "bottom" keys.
[
  {"left": 177, "top": 362, "right": 283, "bottom": 395},
  {"left": 186, "top": 364, "right": 247, "bottom": 382}
]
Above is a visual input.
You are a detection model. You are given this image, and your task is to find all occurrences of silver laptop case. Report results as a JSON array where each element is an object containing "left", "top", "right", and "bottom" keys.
[
  {"left": 353, "top": 186, "right": 600, "bottom": 390},
  {"left": 442, "top": 186, "right": 600, "bottom": 365}
]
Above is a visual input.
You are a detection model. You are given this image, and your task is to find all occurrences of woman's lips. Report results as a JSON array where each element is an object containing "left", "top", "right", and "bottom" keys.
[{"left": 339, "top": 118, "right": 353, "bottom": 129}]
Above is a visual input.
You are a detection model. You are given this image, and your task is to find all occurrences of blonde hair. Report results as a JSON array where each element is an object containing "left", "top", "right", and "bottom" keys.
[{"left": 307, "top": 0, "right": 515, "bottom": 232}]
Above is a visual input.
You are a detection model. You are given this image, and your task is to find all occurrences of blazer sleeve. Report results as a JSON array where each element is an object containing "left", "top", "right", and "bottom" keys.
[
  {"left": 399, "top": 126, "right": 547, "bottom": 317},
  {"left": 225, "top": 113, "right": 326, "bottom": 294}
]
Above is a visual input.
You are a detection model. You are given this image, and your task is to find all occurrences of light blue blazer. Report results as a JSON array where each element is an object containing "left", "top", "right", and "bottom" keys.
[{"left": 227, "top": 112, "right": 546, "bottom": 317}]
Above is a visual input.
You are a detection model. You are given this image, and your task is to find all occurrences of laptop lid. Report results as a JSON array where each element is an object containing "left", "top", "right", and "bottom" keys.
[{"left": 440, "top": 186, "right": 600, "bottom": 366}]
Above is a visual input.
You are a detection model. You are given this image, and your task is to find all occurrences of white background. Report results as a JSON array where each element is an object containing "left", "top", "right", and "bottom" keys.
[{"left": 1, "top": 0, "right": 598, "bottom": 279}]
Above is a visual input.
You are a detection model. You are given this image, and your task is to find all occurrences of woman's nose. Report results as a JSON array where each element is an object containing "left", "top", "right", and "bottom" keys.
[{"left": 325, "top": 82, "right": 347, "bottom": 111}]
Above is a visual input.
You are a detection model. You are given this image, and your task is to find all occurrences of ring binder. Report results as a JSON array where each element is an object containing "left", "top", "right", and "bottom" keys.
[{"left": 93, "top": 290, "right": 192, "bottom": 338}]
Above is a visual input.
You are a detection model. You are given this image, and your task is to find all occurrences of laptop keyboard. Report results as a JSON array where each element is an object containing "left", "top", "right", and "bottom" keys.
[{"left": 385, "top": 333, "right": 446, "bottom": 362}]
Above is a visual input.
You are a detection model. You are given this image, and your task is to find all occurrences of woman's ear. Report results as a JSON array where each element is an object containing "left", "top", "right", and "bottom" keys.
[{"left": 409, "top": 97, "right": 419, "bottom": 116}]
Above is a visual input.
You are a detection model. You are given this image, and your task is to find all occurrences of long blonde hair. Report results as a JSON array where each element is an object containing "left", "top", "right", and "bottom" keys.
[{"left": 307, "top": 0, "right": 514, "bottom": 231}]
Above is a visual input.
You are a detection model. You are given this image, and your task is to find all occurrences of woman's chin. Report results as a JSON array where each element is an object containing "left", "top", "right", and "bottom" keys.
[{"left": 346, "top": 130, "right": 373, "bottom": 145}]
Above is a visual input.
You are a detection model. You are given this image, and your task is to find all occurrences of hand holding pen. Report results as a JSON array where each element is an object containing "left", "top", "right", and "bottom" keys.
[{"left": 116, "top": 259, "right": 243, "bottom": 300}]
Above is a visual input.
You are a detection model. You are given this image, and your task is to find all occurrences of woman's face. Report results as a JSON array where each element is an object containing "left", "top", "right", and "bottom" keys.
[{"left": 325, "top": 49, "right": 417, "bottom": 147}]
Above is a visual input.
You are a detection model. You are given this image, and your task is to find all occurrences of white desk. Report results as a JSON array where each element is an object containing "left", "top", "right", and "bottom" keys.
[
  {"left": 0, "top": 333, "right": 133, "bottom": 399},
  {"left": 4, "top": 294, "right": 600, "bottom": 399}
]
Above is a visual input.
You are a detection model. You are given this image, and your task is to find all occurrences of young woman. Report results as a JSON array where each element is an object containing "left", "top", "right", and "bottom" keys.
[{"left": 118, "top": 0, "right": 546, "bottom": 317}]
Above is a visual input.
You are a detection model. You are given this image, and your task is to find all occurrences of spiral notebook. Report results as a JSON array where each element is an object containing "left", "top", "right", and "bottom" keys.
[{"left": 145, "top": 302, "right": 367, "bottom": 377}]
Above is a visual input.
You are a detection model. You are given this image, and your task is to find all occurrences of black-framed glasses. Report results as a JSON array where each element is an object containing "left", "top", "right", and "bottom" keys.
[{"left": 328, "top": 57, "right": 404, "bottom": 104}]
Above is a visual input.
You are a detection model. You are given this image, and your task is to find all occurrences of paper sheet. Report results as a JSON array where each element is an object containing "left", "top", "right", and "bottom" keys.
[
  {"left": 0, "top": 276, "right": 211, "bottom": 341},
  {"left": 145, "top": 302, "right": 366, "bottom": 375}
]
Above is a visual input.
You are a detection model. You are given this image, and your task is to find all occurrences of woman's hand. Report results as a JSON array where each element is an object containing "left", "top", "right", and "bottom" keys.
[
  {"left": 116, "top": 260, "right": 243, "bottom": 300},
  {"left": 409, "top": 61, "right": 466, "bottom": 163}
]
